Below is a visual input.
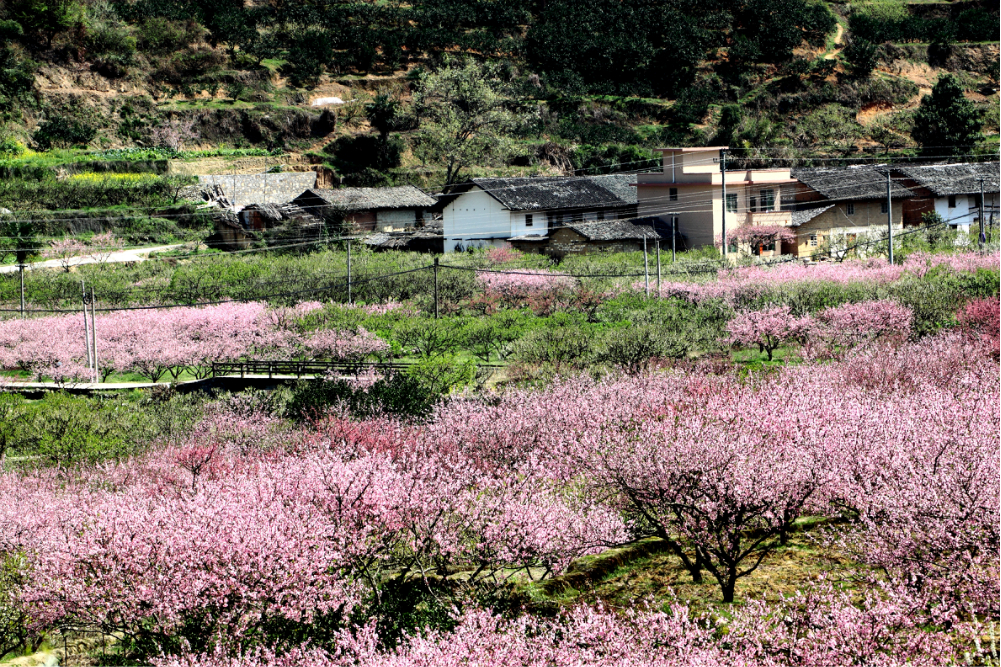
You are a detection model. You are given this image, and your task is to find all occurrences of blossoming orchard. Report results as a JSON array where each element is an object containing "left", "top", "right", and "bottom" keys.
[{"left": 0, "top": 246, "right": 998, "bottom": 666}]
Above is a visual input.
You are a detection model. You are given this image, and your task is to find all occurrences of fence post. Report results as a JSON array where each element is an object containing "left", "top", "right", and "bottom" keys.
[
  {"left": 82, "top": 281, "right": 92, "bottom": 370},
  {"left": 90, "top": 288, "right": 98, "bottom": 383},
  {"left": 19, "top": 263, "right": 25, "bottom": 319},
  {"left": 886, "top": 171, "right": 894, "bottom": 265},
  {"left": 346, "top": 239, "right": 352, "bottom": 304},
  {"left": 643, "top": 237, "right": 650, "bottom": 298},
  {"left": 433, "top": 257, "right": 440, "bottom": 320},
  {"left": 655, "top": 239, "right": 661, "bottom": 298},
  {"left": 672, "top": 216, "right": 677, "bottom": 263}
]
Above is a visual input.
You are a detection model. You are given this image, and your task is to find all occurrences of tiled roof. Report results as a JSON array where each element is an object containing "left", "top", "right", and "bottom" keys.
[
  {"left": 303, "top": 186, "right": 437, "bottom": 210},
  {"left": 891, "top": 162, "right": 1000, "bottom": 197},
  {"left": 792, "top": 166, "right": 913, "bottom": 201},
  {"left": 565, "top": 219, "right": 664, "bottom": 242},
  {"left": 507, "top": 233, "right": 549, "bottom": 242},
  {"left": 467, "top": 175, "right": 634, "bottom": 211},
  {"left": 195, "top": 172, "right": 318, "bottom": 206},
  {"left": 586, "top": 174, "right": 638, "bottom": 205},
  {"left": 789, "top": 205, "right": 834, "bottom": 227}
]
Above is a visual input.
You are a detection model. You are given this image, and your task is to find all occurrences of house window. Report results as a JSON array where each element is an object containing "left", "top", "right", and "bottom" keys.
[
  {"left": 880, "top": 201, "right": 888, "bottom": 214},
  {"left": 726, "top": 193, "right": 737, "bottom": 213},
  {"left": 669, "top": 188, "right": 678, "bottom": 201},
  {"left": 525, "top": 213, "right": 533, "bottom": 227},
  {"left": 948, "top": 195, "right": 957, "bottom": 208},
  {"left": 760, "top": 189, "right": 775, "bottom": 212},
  {"left": 846, "top": 202, "right": 855, "bottom": 215},
  {"left": 809, "top": 233, "right": 818, "bottom": 247},
  {"left": 749, "top": 196, "right": 757, "bottom": 213}
]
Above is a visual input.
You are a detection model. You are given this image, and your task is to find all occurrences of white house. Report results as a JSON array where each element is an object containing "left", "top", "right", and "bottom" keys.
[
  {"left": 890, "top": 162, "right": 1000, "bottom": 232},
  {"left": 438, "top": 175, "right": 638, "bottom": 253}
]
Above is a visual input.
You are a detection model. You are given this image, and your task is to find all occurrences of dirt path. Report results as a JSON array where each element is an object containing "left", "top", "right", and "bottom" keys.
[
  {"left": 0, "top": 244, "right": 184, "bottom": 275},
  {"left": 824, "top": 23, "right": 846, "bottom": 61}
]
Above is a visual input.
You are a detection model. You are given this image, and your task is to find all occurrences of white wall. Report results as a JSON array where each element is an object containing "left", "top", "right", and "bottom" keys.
[
  {"left": 935, "top": 194, "right": 974, "bottom": 230},
  {"left": 510, "top": 210, "right": 544, "bottom": 236},
  {"left": 442, "top": 187, "right": 512, "bottom": 253}
]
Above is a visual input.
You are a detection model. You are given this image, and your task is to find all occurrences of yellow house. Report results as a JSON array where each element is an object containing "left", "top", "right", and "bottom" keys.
[
  {"left": 791, "top": 167, "right": 912, "bottom": 259},
  {"left": 635, "top": 147, "right": 798, "bottom": 251}
]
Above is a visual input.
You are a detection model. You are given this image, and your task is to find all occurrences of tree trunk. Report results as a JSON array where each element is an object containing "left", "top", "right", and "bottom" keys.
[{"left": 722, "top": 569, "right": 737, "bottom": 603}]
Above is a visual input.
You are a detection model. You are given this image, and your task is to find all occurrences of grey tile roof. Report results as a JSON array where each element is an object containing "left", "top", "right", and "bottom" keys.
[
  {"left": 507, "top": 233, "right": 549, "bottom": 242},
  {"left": 586, "top": 174, "right": 638, "bottom": 205},
  {"left": 792, "top": 166, "right": 913, "bottom": 201},
  {"left": 565, "top": 219, "right": 664, "bottom": 242},
  {"left": 469, "top": 175, "right": 634, "bottom": 211},
  {"left": 196, "top": 172, "right": 318, "bottom": 206},
  {"left": 892, "top": 162, "right": 1000, "bottom": 197},
  {"left": 790, "top": 205, "right": 833, "bottom": 227},
  {"left": 305, "top": 186, "right": 437, "bottom": 210}
]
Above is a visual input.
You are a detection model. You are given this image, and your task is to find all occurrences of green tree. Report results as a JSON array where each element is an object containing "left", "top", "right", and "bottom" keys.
[
  {"left": 843, "top": 37, "right": 878, "bottom": 79},
  {"left": 6, "top": 0, "right": 80, "bottom": 48},
  {"left": 411, "top": 59, "right": 524, "bottom": 185},
  {"left": 911, "top": 74, "right": 983, "bottom": 156},
  {"left": 526, "top": 0, "right": 722, "bottom": 96},
  {"left": 366, "top": 94, "right": 402, "bottom": 139},
  {"left": 0, "top": 219, "right": 38, "bottom": 266}
]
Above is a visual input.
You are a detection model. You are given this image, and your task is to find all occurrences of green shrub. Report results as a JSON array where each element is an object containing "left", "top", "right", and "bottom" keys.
[
  {"left": 405, "top": 354, "right": 476, "bottom": 398},
  {"left": 512, "top": 318, "right": 597, "bottom": 368},
  {"left": 33, "top": 114, "right": 97, "bottom": 149},
  {"left": 287, "top": 372, "right": 438, "bottom": 421},
  {"left": 843, "top": 38, "right": 878, "bottom": 79},
  {"left": 325, "top": 134, "right": 403, "bottom": 177},
  {"left": 392, "top": 318, "right": 467, "bottom": 358},
  {"left": 598, "top": 324, "right": 689, "bottom": 373}
]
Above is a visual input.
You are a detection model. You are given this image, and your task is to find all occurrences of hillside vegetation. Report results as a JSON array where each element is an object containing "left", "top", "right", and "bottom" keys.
[{"left": 0, "top": 0, "right": 997, "bottom": 195}]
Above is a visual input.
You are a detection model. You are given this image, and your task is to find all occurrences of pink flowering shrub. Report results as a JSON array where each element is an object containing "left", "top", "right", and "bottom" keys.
[
  {"left": 477, "top": 268, "right": 575, "bottom": 295},
  {"left": 484, "top": 243, "right": 520, "bottom": 266},
  {"left": 0, "top": 302, "right": 394, "bottom": 381},
  {"left": 729, "top": 224, "right": 796, "bottom": 248},
  {"left": 88, "top": 232, "right": 124, "bottom": 263},
  {"left": 154, "top": 590, "right": 973, "bottom": 667},
  {"left": 302, "top": 327, "right": 389, "bottom": 362},
  {"left": 806, "top": 299, "right": 913, "bottom": 357},
  {"left": 41, "top": 238, "right": 87, "bottom": 271},
  {"left": 1, "top": 330, "right": 996, "bottom": 663},
  {"left": 957, "top": 297, "right": 1000, "bottom": 357},
  {"left": 649, "top": 251, "right": 998, "bottom": 305},
  {"left": 726, "top": 305, "right": 809, "bottom": 360}
]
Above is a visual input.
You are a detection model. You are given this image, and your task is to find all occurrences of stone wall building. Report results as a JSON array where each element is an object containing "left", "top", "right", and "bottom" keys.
[
  {"left": 292, "top": 186, "right": 437, "bottom": 233},
  {"left": 509, "top": 219, "right": 667, "bottom": 257},
  {"left": 790, "top": 166, "right": 913, "bottom": 258}
]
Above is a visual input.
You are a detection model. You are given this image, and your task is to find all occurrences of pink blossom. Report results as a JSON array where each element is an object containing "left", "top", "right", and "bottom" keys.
[{"left": 727, "top": 306, "right": 810, "bottom": 360}]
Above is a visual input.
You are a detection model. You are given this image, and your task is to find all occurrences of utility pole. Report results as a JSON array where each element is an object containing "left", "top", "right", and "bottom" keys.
[
  {"left": 18, "top": 263, "right": 24, "bottom": 318},
  {"left": 346, "top": 239, "right": 352, "bottom": 304},
  {"left": 433, "top": 257, "right": 440, "bottom": 320},
  {"left": 978, "top": 177, "right": 986, "bottom": 249},
  {"left": 90, "top": 287, "right": 98, "bottom": 383},
  {"left": 886, "top": 171, "right": 894, "bottom": 265},
  {"left": 719, "top": 149, "right": 728, "bottom": 259},
  {"left": 655, "top": 239, "right": 661, "bottom": 298},
  {"left": 643, "top": 236, "right": 650, "bottom": 298},
  {"left": 82, "top": 281, "right": 92, "bottom": 370}
]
